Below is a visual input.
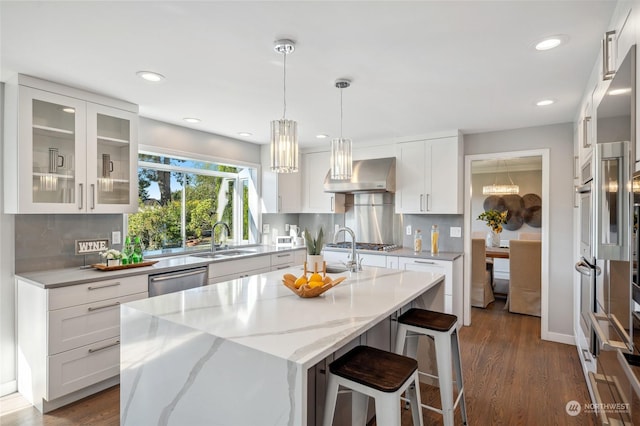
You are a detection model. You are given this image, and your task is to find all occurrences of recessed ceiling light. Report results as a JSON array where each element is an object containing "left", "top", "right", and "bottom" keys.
[
  {"left": 237, "top": 132, "right": 253, "bottom": 137},
  {"left": 183, "top": 117, "right": 201, "bottom": 123},
  {"left": 536, "top": 99, "right": 555, "bottom": 107},
  {"left": 62, "top": 107, "right": 75, "bottom": 113},
  {"left": 136, "top": 71, "right": 165, "bottom": 82},
  {"left": 534, "top": 35, "right": 568, "bottom": 51},
  {"left": 609, "top": 87, "right": 632, "bottom": 96},
  {"left": 316, "top": 134, "right": 329, "bottom": 139}
]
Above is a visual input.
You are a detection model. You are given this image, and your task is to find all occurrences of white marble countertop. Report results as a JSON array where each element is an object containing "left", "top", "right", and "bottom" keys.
[
  {"left": 16, "top": 245, "right": 306, "bottom": 289},
  {"left": 323, "top": 246, "right": 463, "bottom": 261},
  {"left": 122, "top": 266, "right": 444, "bottom": 369}
]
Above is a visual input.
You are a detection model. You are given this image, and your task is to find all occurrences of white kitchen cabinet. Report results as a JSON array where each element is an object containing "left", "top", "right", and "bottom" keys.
[
  {"left": 322, "top": 249, "right": 389, "bottom": 269},
  {"left": 395, "top": 136, "right": 463, "bottom": 214},
  {"left": 260, "top": 144, "right": 301, "bottom": 213},
  {"left": 3, "top": 75, "right": 138, "bottom": 214},
  {"left": 17, "top": 274, "right": 148, "bottom": 412},
  {"left": 208, "top": 255, "right": 271, "bottom": 284},
  {"left": 397, "top": 256, "right": 463, "bottom": 326},
  {"left": 301, "top": 151, "right": 345, "bottom": 213},
  {"left": 270, "top": 249, "right": 306, "bottom": 271}
]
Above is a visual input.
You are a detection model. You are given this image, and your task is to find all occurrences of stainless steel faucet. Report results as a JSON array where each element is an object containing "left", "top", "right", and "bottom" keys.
[
  {"left": 334, "top": 227, "right": 362, "bottom": 272},
  {"left": 211, "top": 221, "right": 231, "bottom": 253}
]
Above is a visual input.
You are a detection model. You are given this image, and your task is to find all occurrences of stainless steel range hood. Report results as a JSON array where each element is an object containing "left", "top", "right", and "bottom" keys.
[{"left": 323, "top": 157, "right": 396, "bottom": 193}]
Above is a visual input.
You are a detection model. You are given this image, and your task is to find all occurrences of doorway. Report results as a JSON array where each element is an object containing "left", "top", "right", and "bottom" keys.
[{"left": 463, "top": 149, "right": 550, "bottom": 340}]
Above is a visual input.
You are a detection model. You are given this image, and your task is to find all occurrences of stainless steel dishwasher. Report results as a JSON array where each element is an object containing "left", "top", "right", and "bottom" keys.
[{"left": 148, "top": 266, "right": 208, "bottom": 297}]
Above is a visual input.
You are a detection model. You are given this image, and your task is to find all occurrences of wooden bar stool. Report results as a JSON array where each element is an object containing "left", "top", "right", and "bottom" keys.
[
  {"left": 323, "top": 345, "right": 423, "bottom": 426},
  {"left": 394, "top": 308, "right": 468, "bottom": 426}
]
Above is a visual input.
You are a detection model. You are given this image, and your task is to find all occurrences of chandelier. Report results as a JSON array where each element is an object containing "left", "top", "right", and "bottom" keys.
[
  {"left": 270, "top": 39, "right": 298, "bottom": 173},
  {"left": 482, "top": 159, "right": 519, "bottom": 195}
]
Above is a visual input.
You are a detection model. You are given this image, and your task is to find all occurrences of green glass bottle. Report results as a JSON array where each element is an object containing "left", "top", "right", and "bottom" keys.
[
  {"left": 122, "top": 236, "right": 133, "bottom": 265},
  {"left": 133, "top": 236, "right": 144, "bottom": 263}
]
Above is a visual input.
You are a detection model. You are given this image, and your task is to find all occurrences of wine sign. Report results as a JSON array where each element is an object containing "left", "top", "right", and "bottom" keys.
[{"left": 75, "top": 239, "right": 110, "bottom": 255}]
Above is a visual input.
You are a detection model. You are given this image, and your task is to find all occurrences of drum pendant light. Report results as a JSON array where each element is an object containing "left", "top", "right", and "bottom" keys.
[
  {"left": 270, "top": 39, "right": 298, "bottom": 173},
  {"left": 330, "top": 79, "right": 352, "bottom": 180}
]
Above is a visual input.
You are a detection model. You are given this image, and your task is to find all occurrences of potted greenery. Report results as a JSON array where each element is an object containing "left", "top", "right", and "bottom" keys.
[
  {"left": 477, "top": 209, "right": 508, "bottom": 247},
  {"left": 101, "top": 249, "right": 123, "bottom": 267},
  {"left": 304, "top": 227, "right": 324, "bottom": 271}
]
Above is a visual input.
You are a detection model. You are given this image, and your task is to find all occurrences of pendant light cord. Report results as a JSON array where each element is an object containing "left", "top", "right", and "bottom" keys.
[
  {"left": 340, "top": 88, "right": 344, "bottom": 139},
  {"left": 282, "top": 51, "right": 287, "bottom": 120}
]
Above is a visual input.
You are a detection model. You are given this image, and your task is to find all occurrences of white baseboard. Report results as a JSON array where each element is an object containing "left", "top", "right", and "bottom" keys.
[
  {"left": 544, "top": 331, "right": 574, "bottom": 345},
  {"left": 1, "top": 380, "right": 17, "bottom": 397}
]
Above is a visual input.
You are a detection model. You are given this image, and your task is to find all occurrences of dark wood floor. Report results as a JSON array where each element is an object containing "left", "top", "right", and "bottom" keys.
[{"left": 1, "top": 299, "right": 595, "bottom": 425}]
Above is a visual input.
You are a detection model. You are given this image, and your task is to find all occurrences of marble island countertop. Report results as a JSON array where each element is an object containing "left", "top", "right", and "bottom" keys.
[
  {"left": 122, "top": 266, "right": 444, "bottom": 368},
  {"left": 120, "top": 266, "right": 445, "bottom": 425}
]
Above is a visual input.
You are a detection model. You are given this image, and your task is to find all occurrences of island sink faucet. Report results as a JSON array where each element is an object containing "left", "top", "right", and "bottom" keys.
[
  {"left": 211, "top": 221, "right": 231, "bottom": 253},
  {"left": 334, "top": 226, "right": 362, "bottom": 272}
]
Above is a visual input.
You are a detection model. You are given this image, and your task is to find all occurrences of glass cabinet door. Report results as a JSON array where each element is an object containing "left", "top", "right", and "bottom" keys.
[
  {"left": 86, "top": 103, "right": 138, "bottom": 213},
  {"left": 20, "top": 87, "right": 86, "bottom": 212}
]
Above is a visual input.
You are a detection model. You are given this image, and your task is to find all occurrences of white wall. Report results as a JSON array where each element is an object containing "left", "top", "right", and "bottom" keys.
[
  {"left": 1, "top": 82, "right": 17, "bottom": 396},
  {"left": 465, "top": 122, "right": 574, "bottom": 336}
]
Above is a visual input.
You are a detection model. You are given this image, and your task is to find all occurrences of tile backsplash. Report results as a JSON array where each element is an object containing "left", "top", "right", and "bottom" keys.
[{"left": 15, "top": 214, "right": 124, "bottom": 272}]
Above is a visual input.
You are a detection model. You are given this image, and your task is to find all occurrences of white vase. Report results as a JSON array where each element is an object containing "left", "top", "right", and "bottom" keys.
[
  {"left": 107, "top": 258, "right": 121, "bottom": 267},
  {"left": 307, "top": 254, "right": 324, "bottom": 272},
  {"left": 486, "top": 230, "right": 500, "bottom": 248}
]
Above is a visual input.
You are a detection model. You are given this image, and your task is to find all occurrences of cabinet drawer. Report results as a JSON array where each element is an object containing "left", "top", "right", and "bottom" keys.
[
  {"left": 358, "top": 254, "right": 386, "bottom": 268},
  {"left": 209, "top": 255, "right": 270, "bottom": 278},
  {"left": 47, "top": 336, "right": 120, "bottom": 400},
  {"left": 398, "top": 257, "right": 450, "bottom": 294},
  {"left": 48, "top": 274, "right": 148, "bottom": 310},
  {"left": 208, "top": 266, "right": 272, "bottom": 285},
  {"left": 48, "top": 292, "right": 147, "bottom": 355},
  {"left": 271, "top": 251, "right": 294, "bottom": 267}
]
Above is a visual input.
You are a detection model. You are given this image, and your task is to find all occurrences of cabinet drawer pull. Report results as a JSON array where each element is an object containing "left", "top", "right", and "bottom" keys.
[
  {"left": 88, "top": 340, "right": 120, "bottom": 354},
  {"left": 414, "top": 260, "right": 435, "bottom": 265},
  {"left": 277, "top": 254, "right": 290, "bottom": 258},
  {"left": 419, "top": 194, "right": 424, "bottom": 212},
  {"left": 275, "top": 265, "right": 290, "bottom": 270},
  {"left": 88, "top": 301, "right": 120, "bottom": 312},
  {"left": 87, "top": 282, "right": 121, "bottom": 290},
  {"left": 90, "top": 183, "right": 96, "bottom": 210},
  {"left": 425, "top": 194, "right": 430, "bottom": 212}
]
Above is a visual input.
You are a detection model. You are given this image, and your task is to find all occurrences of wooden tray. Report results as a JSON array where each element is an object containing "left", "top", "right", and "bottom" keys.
[{"left": 91, "top": 260, "right": 158, "bottom": 271}]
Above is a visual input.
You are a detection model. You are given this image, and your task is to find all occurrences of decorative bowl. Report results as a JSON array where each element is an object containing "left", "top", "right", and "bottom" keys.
[{"left": 282, "top": 261, "right": 346, "bottom": 298}]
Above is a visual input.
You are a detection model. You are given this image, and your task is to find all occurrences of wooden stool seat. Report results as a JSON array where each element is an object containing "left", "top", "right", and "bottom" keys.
[
  {"left": 398, "top": 308, "right": 457, "bottom": 332},
  {"left": 323, "top": 345, "right": 423, "bottom": 426},
  {"left": 329, "top": 345, "right": 418, "bottom": 393}
]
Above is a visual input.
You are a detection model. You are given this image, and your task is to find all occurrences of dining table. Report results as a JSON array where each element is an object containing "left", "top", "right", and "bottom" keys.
[{"left": 485, "top": 246, "right": 510, "bottom": 259}]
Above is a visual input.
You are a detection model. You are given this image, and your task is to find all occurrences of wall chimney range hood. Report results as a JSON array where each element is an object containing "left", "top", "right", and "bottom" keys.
[{"left": 323, "top": 157, "right": 396, "bottom": 193}]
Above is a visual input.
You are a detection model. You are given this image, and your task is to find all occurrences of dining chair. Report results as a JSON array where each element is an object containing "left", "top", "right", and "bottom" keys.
[
  {"left": 508, "top": 240, "right": 541, "bottom": 316},
  {"left": 518, "top": 232, "right": 541, "bottom": 241},
  {"left": 471, "top": 238, "right": 495, "bottom": 308}
]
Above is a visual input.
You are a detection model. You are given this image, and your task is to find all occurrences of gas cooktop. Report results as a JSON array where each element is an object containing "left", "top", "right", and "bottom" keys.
[{"left": 325, "top": 242, "right": 400, "bottom": 252}]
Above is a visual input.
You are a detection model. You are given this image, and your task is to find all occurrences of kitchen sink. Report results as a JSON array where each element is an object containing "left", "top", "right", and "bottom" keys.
[{"left": 193, "top": 249, "right": 258, "bottom": 259}]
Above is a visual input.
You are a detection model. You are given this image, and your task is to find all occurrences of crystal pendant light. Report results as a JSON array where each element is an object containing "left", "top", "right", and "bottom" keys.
[
  {"left": 331, "top": 79, "right": 353, "bottom": 180},
  {"left": 482, "top": 159, "right": 519, "bottom": 195},
  {"left": 270, "top": 39, "right": 298, "bottom": 173}
]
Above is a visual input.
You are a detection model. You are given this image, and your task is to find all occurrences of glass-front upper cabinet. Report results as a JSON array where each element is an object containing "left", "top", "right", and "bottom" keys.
[
  {"left": 87, "top": 104, "right": 138, "bottom": 213},
  {"left": 4, "top": 75, "right": 138, "bottom": 214},
  {"left": 19, "top": 87, "right": 87, "bottom": 213}
]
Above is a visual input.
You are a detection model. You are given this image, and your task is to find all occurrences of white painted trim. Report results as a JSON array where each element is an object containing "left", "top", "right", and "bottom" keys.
[
  {"left": 138, "top": 144, "right": 260, "bottom": 170},
  {"left": 546, "top": 332, "right": 576, "bottom": 346},
  {"left": 1, "top": 380, "right": 17, "bottom": 397},
  {"left": 463, "top": 149, "right": 551, "bottom": 343}
]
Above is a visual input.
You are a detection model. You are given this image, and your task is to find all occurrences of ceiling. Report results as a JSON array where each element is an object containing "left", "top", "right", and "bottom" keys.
[{"left": 0, "top": 1, "right": 616, "bottom": 148}]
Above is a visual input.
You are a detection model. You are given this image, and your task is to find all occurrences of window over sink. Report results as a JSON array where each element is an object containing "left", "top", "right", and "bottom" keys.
[{"left": 126, "top": 152, "right": 258, "bottom": 255}]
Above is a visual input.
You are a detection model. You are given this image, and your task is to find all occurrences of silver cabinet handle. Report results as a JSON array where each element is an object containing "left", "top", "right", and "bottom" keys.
[
  {"left": 275, "top": 265, "right": 290, "bottom": 270},
  {"left": 330, "top": 196, "right": 334, "bottom": 212},
  {"left": 425, "top": 194, "right": 430, "bottom": 211},
  {"left": 149, "top": 269, "right": 206, "bottom": 282},
  {"left": 88, "top": 301, "right": 120, "bottom": 311},
  {"left": 582, "top": 116, "right": 591, "bottom": 148},
  {"left": 589, "top": 312, "right": 629, "bottom": 351},
  {"left": 278, "top": 195, "right": 282, "bottom": 212},
  {"left": 277, "top": 254, "right": 290, "bottom": 258},
  {"left": 415, "top": 260, "right": 436, "bottom": 265},
  {"left": 88, "top": 282, "right": 120, "bottom": 290},
  {"left": 419, "top": 194, "right": 424, "bottom": 212},
  {"left": 90, "top": 184, "right": 95, "bottom": 210},
  {"left": 78, "top": 183, "right": 84, "bottom": 210},
  {"left": 602, "top": 30, "right": 616, "bottom": 80},
  {"left": 88, "top": 340, "right": 120, "bottom": 354}
]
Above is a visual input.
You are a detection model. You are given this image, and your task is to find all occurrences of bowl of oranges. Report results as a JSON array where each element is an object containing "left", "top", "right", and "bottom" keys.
[{"left": 282, "top": 261, "right": 346, "bottom": 298}]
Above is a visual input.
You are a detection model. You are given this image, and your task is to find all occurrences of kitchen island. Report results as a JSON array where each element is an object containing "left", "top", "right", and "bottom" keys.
[{"left": 120, "top": 266, "right": 445, "bottom": 426}]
